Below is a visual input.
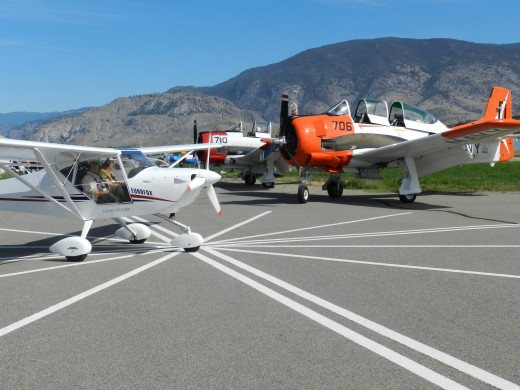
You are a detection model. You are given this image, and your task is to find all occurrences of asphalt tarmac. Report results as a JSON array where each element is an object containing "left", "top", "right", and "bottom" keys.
[{"left": 1, "top": 182, "right": 519, "bottom": 389}]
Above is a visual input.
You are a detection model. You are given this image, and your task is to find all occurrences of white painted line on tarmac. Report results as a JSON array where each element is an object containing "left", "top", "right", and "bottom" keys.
[
  {"left": 192, "top": 250, "right": 470, "bottom": 390},
  {"left": 201, "top": 248, "right": 520, "bottom": 390},
  {"left": 212, "top": 244, "right": 520, "bottom": 248},
  {"left": 0, "top": 253, "right": 134, "bottom": 278},
  {"left": 216, "top": 248, "right": 520, "bottom": 279},
  {"left": 203, "top": 211, "right": 272, "bottom": 242},
  {"left": 0, "top": 227, "right": 61, "bottom": 237},
  {"left": 210, "top": 223, "right": 519, "bottom": 247},
  {"left": 0, "top": 252, "right": 180, "bottom": 338},
  {"left": 211, "top": 212, "right": 412, "bottom": 244}
]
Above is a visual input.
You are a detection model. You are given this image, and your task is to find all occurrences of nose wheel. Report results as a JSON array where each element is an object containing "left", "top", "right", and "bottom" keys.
[{"left": 297, "top": 185, "right": 309, "bottom": 203}]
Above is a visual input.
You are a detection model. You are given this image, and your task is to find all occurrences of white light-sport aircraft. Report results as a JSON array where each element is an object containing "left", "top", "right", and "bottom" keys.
[{"left": 0, "top": 139, "right": 222, "bottom": 261}]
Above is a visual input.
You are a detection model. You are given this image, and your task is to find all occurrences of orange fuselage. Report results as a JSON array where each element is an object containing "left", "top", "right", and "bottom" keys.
[{"left": 284, "top": 114, "right": 354, "bottom": 172}]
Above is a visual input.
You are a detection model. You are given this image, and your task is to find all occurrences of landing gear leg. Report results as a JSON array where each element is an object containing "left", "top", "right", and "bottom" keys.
[
  {"left": 398, "top": 157, "right": 421, "bottom": 204},
  {"left": 296, "top": 167, "right": 312, "bottom": 203}
]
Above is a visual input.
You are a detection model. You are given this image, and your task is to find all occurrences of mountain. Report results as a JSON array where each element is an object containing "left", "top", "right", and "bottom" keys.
[
  {"left": 1, "top": 108, "right": 90, "bottom": 139},
  {"left": 19, "top": 93, "right": 260, "bottom": 146},
  {"left": 15, "top": 38, "right": 520, "bottom": 146},
  {"left": 172, "top": 38, "right": 520, "bottom": 125}
]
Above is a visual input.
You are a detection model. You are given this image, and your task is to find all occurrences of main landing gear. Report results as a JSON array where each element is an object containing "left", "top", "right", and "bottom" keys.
[
  {"left": 243, "top": 172, "right": 256, "bottom": 185},
  {"left": 296, "top": 171, "right": 344, "bottom": 204},
  {"left": 398, "top": 193, "right": 417, "bottom": 203},
  {"left": 323, "top": 172, "right": 343, "bottom": 199},
  {"left": 243, "top": 172, "right": 275, "bottom": 189},
  {"left": 50, "top": 219, "right": 152, "bottom": 262}
]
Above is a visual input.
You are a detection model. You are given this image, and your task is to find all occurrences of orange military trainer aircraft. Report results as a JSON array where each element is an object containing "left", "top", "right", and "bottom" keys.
[{"left": 263, "top": 86, "right": 520, "bottom": 203}]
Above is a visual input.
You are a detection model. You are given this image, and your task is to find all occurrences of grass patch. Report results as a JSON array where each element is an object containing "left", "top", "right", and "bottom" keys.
[{"left": 220, "top": 160, "right": 520, "bottom": 193}]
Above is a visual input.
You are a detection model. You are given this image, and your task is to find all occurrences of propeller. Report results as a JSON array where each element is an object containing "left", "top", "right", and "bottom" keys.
[
  {"left": 193, "top": 119, "right": 198, "bottom": 144},
  {"left": 206, "top": 182, "right": 222, "bottom": 216},
  {"left": 195, "top": 131, "right": 222, "bottom": 216},
  {"left": 279, "top": 92, "right": 289, "bottom": 137}
]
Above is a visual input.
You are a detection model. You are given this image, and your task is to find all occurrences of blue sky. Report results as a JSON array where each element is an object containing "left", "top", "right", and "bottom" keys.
[{"left": 1, "top": 0, "right": 519, "bottom": 113}]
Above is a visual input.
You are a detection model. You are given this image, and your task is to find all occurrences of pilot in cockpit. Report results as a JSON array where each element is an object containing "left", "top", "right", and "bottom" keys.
[{"left": 81, "top": 160, "right": 117, "bottom": 203}]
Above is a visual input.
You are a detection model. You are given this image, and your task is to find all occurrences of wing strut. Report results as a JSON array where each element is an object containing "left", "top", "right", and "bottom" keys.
[
  {"left": 0, "top": 160, "right": 81, "bottom": 219},
  {"left": 33, "top": 148, "right": 84, "bottom": 219}
]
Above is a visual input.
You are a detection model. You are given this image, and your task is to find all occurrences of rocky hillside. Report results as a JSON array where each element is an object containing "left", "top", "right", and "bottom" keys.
[
  {"left": 176, "top": 38, "right": 520, "bottom": 124},
  {"left": 21, "top": 93, "right": 261, "bottom": 146},
  {"left": 22, "top": 38, "right": 520, "bottom": 146}
]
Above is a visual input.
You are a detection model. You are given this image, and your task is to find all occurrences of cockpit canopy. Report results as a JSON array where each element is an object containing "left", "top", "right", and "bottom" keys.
[
  {"left": 347, "top": 98, "right": 447, "bottom": 132},
  {"left": 325, "top": 100, "right": 351, "bottom": 116},
  {"left": 354, "top": 99, "right": 390, "bottom": 126}
]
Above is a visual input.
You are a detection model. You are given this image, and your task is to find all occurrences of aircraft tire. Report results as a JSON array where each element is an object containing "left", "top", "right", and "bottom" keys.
[
  {"left": 244, "top": 173, "right": 256, "bottom": 185},
  {"left": 297, "top": 185, "right": 309, "bottom": 203},
  {"left": 399, "top": 194, "right": 417, "bottom": 203},
  {"left": 184, "top": 246, "right": 200, "bottom": 252},
  {"left": 66, "top": 254, "right": 88, "bottom": 262},
  {"left": 327, "top": 182, "right": 343, "bottom": 198},
  {"left": 262, "top": 182, "right": 275, "bottom": 189},
  {"left": 130, "top": 238, "right": 147, "bottom": 244}
]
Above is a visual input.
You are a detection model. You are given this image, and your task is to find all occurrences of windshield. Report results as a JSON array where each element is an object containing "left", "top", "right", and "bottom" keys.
[
  {"left": 120, "top": 149, "right": 157, "bottom": 178},
  {"left": 325, "top": 100, "right": 351, "bottom": 116}
]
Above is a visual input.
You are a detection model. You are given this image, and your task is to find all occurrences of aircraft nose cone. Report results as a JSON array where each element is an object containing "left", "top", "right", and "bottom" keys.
[{"left": 200, "top": 169, "right": 221, "bottom": 185}]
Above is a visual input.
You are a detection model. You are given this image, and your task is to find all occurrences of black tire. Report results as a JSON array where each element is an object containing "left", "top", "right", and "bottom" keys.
[
  {"left": 184, "top": 246, "right": 200, "bottom": 252},
  {"left": 399, "top": 193, "right": 417, "bottom": 203},
  {"left": 66, "top": 254, "right": 87, "bottom": 262},
  {"left": 262, "top": 182, "right": 275, "bottom": 189},
  {"left": 244, "top": 173, "right": 256, "bottom": 185},
  {"left": 130, "top": 238, "right": 147, "bottom": 244},
  {"left": 297, "top": 185, "right": 309, "bottom": 203},
  {"left": 327, "top": 182, "right": 343, "bottom": 198}
]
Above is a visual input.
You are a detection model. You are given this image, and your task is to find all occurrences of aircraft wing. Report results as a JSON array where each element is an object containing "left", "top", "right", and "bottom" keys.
[
  {"left": 0, "top": 138, "right": 120, "bottom": 162},
  {"left": 139, "top": 143, "right": 221, "bottom": 155},
  {"left": 227, "top": 143, "right": 279, "bottom": 165},
  {"left": 350, "top": 119, "right": 520, "bottom": 175}
]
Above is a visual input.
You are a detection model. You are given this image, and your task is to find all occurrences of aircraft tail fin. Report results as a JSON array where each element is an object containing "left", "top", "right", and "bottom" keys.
[{"left": 483, "top": 86, "right": 512, "bottom": 120}]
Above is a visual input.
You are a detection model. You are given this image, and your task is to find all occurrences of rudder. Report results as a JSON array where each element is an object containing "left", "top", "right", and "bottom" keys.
[{"left": 483, "top": 86, "right": 512, "bottom": 120}]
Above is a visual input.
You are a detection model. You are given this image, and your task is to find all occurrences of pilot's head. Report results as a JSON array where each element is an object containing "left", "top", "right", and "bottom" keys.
[
  {"left": 101, "top": 158, "right": 114, "bottom": 168},
  {"left": 87, "top": 160, "right": 100, "bottom": 171}
]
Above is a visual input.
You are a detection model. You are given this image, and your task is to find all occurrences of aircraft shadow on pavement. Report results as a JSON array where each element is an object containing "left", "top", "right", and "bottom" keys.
[
  {"left": 216, "top": 182, "right": 450, "bottom": 211},
  {"left": 0, "top": 224, "right": 160, "bottom": 263}
]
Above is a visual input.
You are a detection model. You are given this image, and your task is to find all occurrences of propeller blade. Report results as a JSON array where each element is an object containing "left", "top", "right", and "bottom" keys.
[
  {"left": 193, "top": 119, "right": 198, "bottom": 144},
  {"left": 206, "top": 131, "right": 212, "bottom": 168},
  {"left": 207, "top": 184, "right": 222, "bottom": 216},
  {"left": 280, "top": 92, "right": 289, "bottom": 137},
  {"left": 187, "top": 176, "right": 205, "bottom": 192}
]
